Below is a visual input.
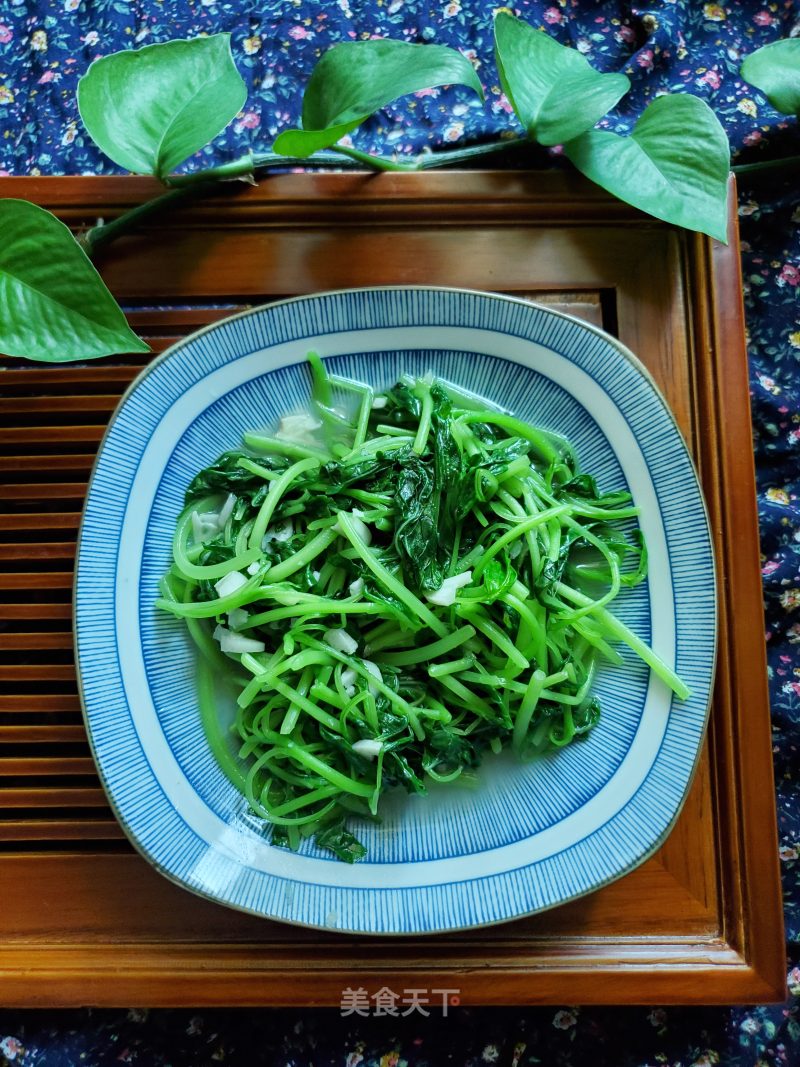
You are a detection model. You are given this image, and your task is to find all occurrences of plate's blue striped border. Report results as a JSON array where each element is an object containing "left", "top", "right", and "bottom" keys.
[{"left": 75, "top": 288, "right": 716, "bottom": 934}]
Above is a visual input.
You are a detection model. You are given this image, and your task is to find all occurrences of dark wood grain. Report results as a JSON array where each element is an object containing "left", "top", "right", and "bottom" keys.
[{"left": 0, "top": 171, "right": 784, "bottom": 1007}]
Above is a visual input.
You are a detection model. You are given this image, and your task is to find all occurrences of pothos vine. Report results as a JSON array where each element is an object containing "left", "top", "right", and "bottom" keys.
[{"left": 0, "top": 15, "right": 796, "bottom": 363}]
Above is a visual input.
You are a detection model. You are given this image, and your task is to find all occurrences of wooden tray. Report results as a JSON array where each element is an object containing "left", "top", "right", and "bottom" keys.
[{"left": 0, "top": 171, "right": 785, "bottom": 1007}]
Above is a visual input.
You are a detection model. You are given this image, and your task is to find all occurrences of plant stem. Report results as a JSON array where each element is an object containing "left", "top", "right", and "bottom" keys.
[
  {"left": 165, "top": 153, "right": 258, "bottom": 186},
  {"left": 78, "top": 138, "right": 528, "bottom": 256},
  {"left": 331, "top": 145, "right": 419, "bottom": 172},
  {"left": 165, "top": 149, "right": 366, "bottom": 185},
  {"left": 732, "top": 153, "right": 800, "bottom": 177},
  {"left": 79, "top": 185, "right": 205, "bottom": 257},
  {"left": 252, "top": 150, "right": 366, "bottom": 171},
  {"left": 79, "top": 152, "right": 363, "bottom": 255},
  {"left": 332, "top": 137, "right": 528, "bottom": 172},
  {"left": 416, "top": 137, "right": 529, "bottom": 169}
]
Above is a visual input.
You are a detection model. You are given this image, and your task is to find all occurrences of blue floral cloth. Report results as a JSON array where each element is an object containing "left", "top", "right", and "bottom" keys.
[{"left": 3, "top": 2, "right": 800, "bottom": 1064}]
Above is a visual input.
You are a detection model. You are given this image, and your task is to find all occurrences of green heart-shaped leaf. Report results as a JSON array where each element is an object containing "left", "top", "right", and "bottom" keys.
[
  {"left": 494, "top": 12, "right": 630, "bottom": 146},
  {"left": 564, "top": 95, "right": 730, "bottom": 243},
  {"left": 77, "top": 34, "right": 247, "bottom": 178},
  {"left": 741, "top": 39, "right": 800, "bottom": 116},
  {"left": 0, "top": 199, "right": 150, "bottom": 362},
  {"left": 274, "top": 39, "right": 484, "bottom": 158}
]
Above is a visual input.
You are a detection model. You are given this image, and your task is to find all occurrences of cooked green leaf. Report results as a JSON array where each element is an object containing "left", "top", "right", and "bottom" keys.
[
  {"left": 185, "top": 451, "right": 269, "bottom": 504},
  {"left": 0, "top": 199, "right": 149, "bottom": 362},
  {"left": 564, "top": 94, "right": 730, "bottom": 243},
  {"left": 561, "top": 474, "right": 632, "bottom": 509},
  {"left": 741, "top": 39, "right": 800, "bottom": 116},
  {"left": 394, "top": 456, "right": 444, "bottom": 591},
  {"left": 494, "top": 12, "right": 630, "bottom": 145},
  {"left": 274, "top": 39, "right": 484, "bottom": 158},
  {"left": 77, "top": 34, "right": 246, "bottom": 177},
  {"left": 314, "top": 822, "right": 368, "bottom": 863},
  {"left": 478, "top": 557, "right": 517, "bottom": 603}
]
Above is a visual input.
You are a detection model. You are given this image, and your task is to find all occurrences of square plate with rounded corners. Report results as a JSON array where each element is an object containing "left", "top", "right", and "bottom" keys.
[{"left": 75, "top": 286, "right": 716, "bottom": 935}]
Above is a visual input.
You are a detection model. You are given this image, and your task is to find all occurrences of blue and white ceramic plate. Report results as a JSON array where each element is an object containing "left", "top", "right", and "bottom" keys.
[{"left": 75, "top": 287, "right": 716, "bottom": 935}]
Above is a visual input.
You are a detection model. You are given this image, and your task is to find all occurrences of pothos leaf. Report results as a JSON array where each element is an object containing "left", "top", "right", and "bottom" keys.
[
  {"left": 494, "top": 12, "right": 630, "bottom": 146},
  {"left": 77, "top": 34, "right": 246, "bottom": 177},
  {"left": 271, "top": 121, "right": 364, "bottom": 160},
  {"left": 0, "top": 199, "right": 150, "bottom": 362},
  {"left": 274, "top": 40, "right": 484, "bottom": 158},
  {"left": 564, "top": 94, "right": 730, "bottom": 243},
  {"left": 741, "top": 39, "right": 800, "bottom": 116}
]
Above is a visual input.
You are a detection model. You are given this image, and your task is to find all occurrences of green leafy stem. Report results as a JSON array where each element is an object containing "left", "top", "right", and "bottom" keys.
[{"left": 1, "top": 20, "right": 796, "bottom": 362}]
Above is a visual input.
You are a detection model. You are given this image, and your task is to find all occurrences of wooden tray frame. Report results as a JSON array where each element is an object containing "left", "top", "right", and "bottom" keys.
[{"left": 0, "top": 171, "right": 785, "bottom": 1006}]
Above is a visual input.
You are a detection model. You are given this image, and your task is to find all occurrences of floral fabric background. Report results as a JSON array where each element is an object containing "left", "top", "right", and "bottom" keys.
[{"left": 2, "top": 1, "right": 800, "bottom": 1064}]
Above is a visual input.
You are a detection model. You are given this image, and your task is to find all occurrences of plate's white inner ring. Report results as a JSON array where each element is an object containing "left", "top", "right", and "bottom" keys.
[{"left": 116, "top": 325, "right": 675, "bottom": 891}]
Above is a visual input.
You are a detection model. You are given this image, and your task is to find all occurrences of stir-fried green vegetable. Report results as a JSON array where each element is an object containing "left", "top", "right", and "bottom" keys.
[{"left": 156, "top": 355, "right": 689, "bottom": 863}]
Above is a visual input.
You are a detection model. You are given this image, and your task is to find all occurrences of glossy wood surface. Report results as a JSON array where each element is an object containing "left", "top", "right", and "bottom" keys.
[{"left": 0, "top": 172, "right": 784, "bottom": 1006}]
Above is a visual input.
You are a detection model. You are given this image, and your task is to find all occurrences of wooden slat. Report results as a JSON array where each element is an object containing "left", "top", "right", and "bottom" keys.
[
  {"left": 0, "top": 396, "right": 118, "bottom": 415},
  {"left": 0, "top": 455, "right": 95, "bottom": 472},
  {"left": 0, "top": 757, "right": 95, "bottom": 777},
  {"left": 98, "top": 229, "right": 647, "bottom": 301},
  {"left": 0, "top": 852, "right": 718, "bottom": 946},
  {"left": 0, "top": 787, "right": 106, "bottom": 808},
  {"left": 4, "top": 939, "right": 780, "bottom": 1009},
  {"left": 0, "top": 633, "right": 73, "bottom": 651},
  {"left": 0, "top": 572, "right": 73, "bottom": 590},
  {"left": 3, "top": 604, "right": 72, "bottom": 619},
  {"left": 143, "top": 338, "right": 177, "bottom": 355},
  {"left": 0, "top": 665, "right": 76, "bottom": 682},
  {"left": 0, "top": 426, "right": 103, "bottom": 445},
  {"left": 0, "top": 545, "right": 75, "bottom": 562},
  {"left": 0, "top": 513, "right": 80, "bottom": 531},
  {"left": 0, "top": 725, "right": 86, "bottom": 743},
  {"left": 0, "top": 171, "right": 638, "bottom": 225},
  {"left": 0, "top": 695, "right": 81, "bottom": 714},
  {"left": 1, "top": 484, "right": 87, "bottom": 501},
  {"left": 0, "top": 367, "right": 137, "bottom": 388},
  {"left": 0, "top": 819, "right": 123, "bottom": 842},
  {"left": 125, "top": 307, "right": 243, "bottom": 328}
]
